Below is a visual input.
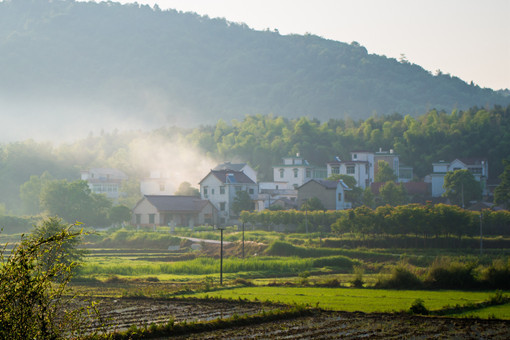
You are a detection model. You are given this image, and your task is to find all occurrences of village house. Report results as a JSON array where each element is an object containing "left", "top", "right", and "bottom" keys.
[
  {"left": 140, "top": 170, "right": 173, "bottom": 195},
  {"left": 297, "top": 179, "right": 352, "bottom": 210},
  {"left": 80, "top": 168, "right": 128, "bottom": 202},
  {"left": 132, "top": 195, "right": 217, "bottom": 228},
  {"left": 199, "top": 169, "right": 258, "bottom": 224},
  {"left": 273, "top": 155, "right": 326, "bottom": 189},
  {"left": 430, "top": 158, "right": 488, "bottom": 197},
  {"left": 326, "top": 151, "right": 374, "bottom": 189}
]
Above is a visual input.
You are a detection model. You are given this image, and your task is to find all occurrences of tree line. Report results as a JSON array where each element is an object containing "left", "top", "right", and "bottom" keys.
[{"left": 240, "top": 204, "right": 510, "bottom": 238}]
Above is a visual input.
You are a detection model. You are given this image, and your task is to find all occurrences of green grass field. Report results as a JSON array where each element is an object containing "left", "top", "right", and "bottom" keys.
[{"left": 191, "top": 286, "right": 510, "bottom": 318}]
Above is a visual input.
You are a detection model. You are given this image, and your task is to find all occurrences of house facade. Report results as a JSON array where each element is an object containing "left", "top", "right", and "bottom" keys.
[
  {"left": 140, "top": 170, "right": 174, "bottom": 195},
  {"left": 199, "top": 169, "right": 258, "bottom": 224},
  {"left": 272, "top": 156, "right": 326, "bottom": 189},
  {"left": 297, "top": 179, "right": 351, "bottom": 210},
  {"left": 132, "top": 195, "right": 217, "bottom": 228},
  {"left": 80, "top": 168, "right": 128, "bottom": 201},
  {"left": 326, "top": 151, "right": 374, "bottom": 189},
  {"left": 374, "top": 149, "right": 399, "bottom": 179},
  {"left": 430, "top": 158, "right": 489, "bottom": 197}
]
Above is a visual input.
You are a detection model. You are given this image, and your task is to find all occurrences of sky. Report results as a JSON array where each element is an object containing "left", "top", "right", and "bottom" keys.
[{"left": 82, "top": 0, "right": 510, "bottom": 90}]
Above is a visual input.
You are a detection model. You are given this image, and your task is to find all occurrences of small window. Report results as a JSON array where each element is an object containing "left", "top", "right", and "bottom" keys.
[
  {"left": 211, "top": 188, "right": 215, "bottom": 195},
  {"left": 353, "top": 154, "right": 357, "bottom": 160},
  {"left": 306, "top": 169, "right": 311, "bottom": 178},
  {"left": 338, "top": 193, "right": 342, "bottom": 201},
  {"left": 203, "top": 187, "right": 208, "bottom": 195},
  {"left": 279, "top": 169, "right": 284, "bottom": 178},
  {"left": 248, "top": 188, "right": 254, "bottom": 194},
  {"left": 136, "top": 214, "right": 141, "bottom": 224},
  {"left": 293, "top": 168, "right": 298, "bottom": 178},
  {"left": 149, "top": 214, "right": 155, "bottom": 224},
  {"left": 347, "top": 166, "right": 355, "bottom": 174},
  {"left": 332, "top": 166, "right": 339, "bottom": 174},
  {"left": 220, "top": 186, "right": 225, "bottom": 194},
  {"left": 220, "top": 202, "right": 226, "bottom": 211}
]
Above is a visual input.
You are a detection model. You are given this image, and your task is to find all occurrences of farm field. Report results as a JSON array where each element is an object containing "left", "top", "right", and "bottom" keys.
[{"left": 190, "top": 286, "right": 510, "bottom": 317}]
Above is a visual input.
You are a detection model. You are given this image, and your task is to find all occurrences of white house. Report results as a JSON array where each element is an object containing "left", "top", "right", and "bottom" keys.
[
  {"left": 430, "top": 158, "right": 488, "bottom": 197},
  {"left": 272, "top": 156, "right": 326, "bottom": 189},
  {"left": 199, "top": 169, "right": 258, "bottom": 225},
  {"left": 326, "top": 151, "right": 374, "bottom": 189},
  {"left": 80, "top": 168, "right": 128, "bottom": 201},
  {"left": 257, "top": 181, "right": 298, "bottom": 210},
  {"left": 140, "top": 170, "right": 174, "bottom": 195}
]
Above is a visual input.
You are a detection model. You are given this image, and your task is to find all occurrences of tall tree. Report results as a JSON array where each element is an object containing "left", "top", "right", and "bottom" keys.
[
  {"left": 378, "top": 181, "right": 408, "bottom": 206},
  {"left": 443, "top": 170, "right": 481, "bottom": 207},
  {"left": 231, "top": 191, "right": 254, "bottom": 216},
  {"left": 375, "top": 160, "right": 397, "bottom": 182},
  {"left": 174, "top": 181, "right": 200, "bottom": 197}
]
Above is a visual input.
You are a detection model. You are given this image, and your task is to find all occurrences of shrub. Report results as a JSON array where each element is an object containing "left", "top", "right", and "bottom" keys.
[
  {"left": 425, "top": 259, "right": 478, "bottom": 289},
  {"left": 410, "top": 299, "right": 429, "bottom": 315},
  {"left": 375, "top": 266, "right": 423, "bottom": 289},
  {"left": 482, "top": 259, "right": 510, "bottom": 290}
]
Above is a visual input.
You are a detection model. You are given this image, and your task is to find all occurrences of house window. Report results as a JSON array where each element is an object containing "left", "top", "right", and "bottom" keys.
[
  {"left": 248, "top": 188, "right": 254, "bottom": 195},
  {"left": 293, "top": 168, "right": 298, "bottom": 178},
  {"left": 211, "top": 188, "right": 215, "bottom": 195},
  {"left": 136, "top": 214, "right": 141, "bottom": 224},
  {"left": 338, "top": 193, "right": 342, "bottom": 201},
  {"left": 347, "top": 166, "right": 355, "bottom": 174},
  {"left": 279, "top": 169, "right": 284, "bottom": 178},
  {"left": 220, "top": 202, "right": 226, "bottom": 211},
  {"left": 159, "top": 183, "right": 165, "bottom": 191},
  {"left": 149, "top": 214, "right": 155, "bottom": 224},
  {"left": 203, "top": 187, "right": 208, "bottom": 195},
  {"left": 353, "top": 154, "right": 357, "bottom": 160},
  {"left": 220, "top": 186, "right": 225, "bottom": 194},
  {"left": 453, "top": 167, "right": 461, "bottom": 171},
  {"left": 332, "top": 166, "right": 339, "bottom": 174},
  {"left": 306, "top": 169, "right": 311, "bottom": 178}
]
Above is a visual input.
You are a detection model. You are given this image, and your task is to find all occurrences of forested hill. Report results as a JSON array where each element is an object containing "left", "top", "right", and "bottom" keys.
[{"left": 0, "top": 0, "right": 508, "bottom": 133}]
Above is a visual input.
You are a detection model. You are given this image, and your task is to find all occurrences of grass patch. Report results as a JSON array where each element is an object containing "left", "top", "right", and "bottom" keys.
[{"left": 190, "top": 286, "right": 509, "bottom": 317}]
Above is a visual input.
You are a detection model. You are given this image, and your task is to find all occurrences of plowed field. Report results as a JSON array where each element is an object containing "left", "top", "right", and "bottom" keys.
[{"left": 82, "top": 298, "right": 510, "bottom": 339}]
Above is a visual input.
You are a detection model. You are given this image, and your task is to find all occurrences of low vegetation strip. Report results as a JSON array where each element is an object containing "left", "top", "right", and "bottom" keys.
[
  {"left": 77, "top": 255, "right": 356, "bottom": 277},
  {"left": 190, "top": 286, "right": 510, "bottom": 318}
]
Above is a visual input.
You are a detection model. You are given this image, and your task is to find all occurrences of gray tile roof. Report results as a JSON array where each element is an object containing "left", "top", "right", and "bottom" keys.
[{"left": 144, "top": 195, "right": 213, "bottom": 212}]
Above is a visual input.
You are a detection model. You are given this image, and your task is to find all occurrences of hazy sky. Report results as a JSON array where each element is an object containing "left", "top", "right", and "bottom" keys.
[{"left": 82, "top": 0, "right": 510, "bottom": 90}]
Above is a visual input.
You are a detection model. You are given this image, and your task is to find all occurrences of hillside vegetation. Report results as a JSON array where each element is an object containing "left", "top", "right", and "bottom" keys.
[{"left": 0, "top": 0, "right": 508, "bottom": 131}]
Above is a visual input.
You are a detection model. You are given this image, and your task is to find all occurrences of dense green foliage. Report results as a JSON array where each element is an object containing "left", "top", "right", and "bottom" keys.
[
  {"left": 241, "top": 204, "right": 510, "bottom": 238},
  {"left": 495, "top": 159, "right": 510, "bottom": 208},
  {"left": 443, "top": 170, "right": 481, "bottom": 206},
  {"left": 0, "top": 0, "right": 508, "bottom": 133}
]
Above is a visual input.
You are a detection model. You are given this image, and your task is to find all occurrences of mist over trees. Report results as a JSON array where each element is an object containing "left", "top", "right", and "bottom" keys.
[
  {"left": 0, "top": 105, "right": 508, "bottom": 216},
  {"left": 0, "top": 0, "right": 508, "bottom": 137}
]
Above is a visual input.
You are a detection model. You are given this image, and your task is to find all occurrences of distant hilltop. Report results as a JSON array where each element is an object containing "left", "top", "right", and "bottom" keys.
[{"left": 0, "top": 0, "right": 508, "bottom": 132}]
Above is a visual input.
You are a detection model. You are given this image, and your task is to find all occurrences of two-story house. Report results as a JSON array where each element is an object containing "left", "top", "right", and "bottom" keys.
[
  {"left": 297, "top": 179, "right": 352, "bottom": 210},
  {"left": 430, "top": 158, "right": 488, "bottom": 197},
  {"left": 273, "top": 155, "right": 326, "bottom": 189},
  {"left": 326, "top": 151, "right": 375, "bottom": 189},
  {"left": 199, "top": 169, "right": 258, "bottom": 224},
  {"left": 80, "top": 168, "right": 128, "bottom": 202},
  {"left": 214, "top": 162, "right": 257, "bottom": 183}
]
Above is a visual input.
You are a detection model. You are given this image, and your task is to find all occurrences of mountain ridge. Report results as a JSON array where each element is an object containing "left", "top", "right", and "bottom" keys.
[{"left": 0, "top": 0, "right": 508, "bottom": 140}]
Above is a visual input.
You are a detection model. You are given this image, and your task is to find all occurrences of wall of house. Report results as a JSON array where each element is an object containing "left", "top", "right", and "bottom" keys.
[
  {"left": 297, "top": 181, "right": 336, "bottom": 210},
  {"left": 132, "top": 198, "right": 159, "bottom": 226}
]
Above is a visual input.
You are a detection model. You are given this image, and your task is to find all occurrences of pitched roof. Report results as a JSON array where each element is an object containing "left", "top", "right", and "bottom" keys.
[
  {"left": 454, "top": 158, "right": 488, "bottom": 166},
  {"left": 299, "top": 179, "right": 338, "bottom": 190},
  {"left": 201, "top": 169, "right": 255, "bottom": 184},
  {"left": 213, "top": 162, "right": 247, "bottom": 172},
  {"left": 143, "top": 195, "right": 214, "bottom": 212}
]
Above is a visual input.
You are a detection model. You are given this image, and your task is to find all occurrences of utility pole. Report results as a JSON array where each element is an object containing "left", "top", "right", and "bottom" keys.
[
  {"left": 217, "top": 226, "right": 225, "bottom": 285},
  {"left": 480, "top": 211, "right": 483, "bottom": 256},
  {"left": 242, "top": 222, "right": 245, "bottom": 259}
]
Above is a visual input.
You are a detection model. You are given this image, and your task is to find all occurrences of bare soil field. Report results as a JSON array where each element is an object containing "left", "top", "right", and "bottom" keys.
[
  {"left": 82, "top": 297, "right": 510, "bottom": 339},
  {"left": 174, "top": 311, "right": 510, "bottom": 339}
]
